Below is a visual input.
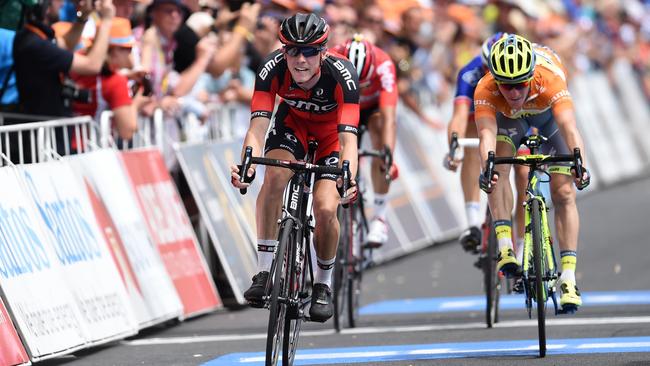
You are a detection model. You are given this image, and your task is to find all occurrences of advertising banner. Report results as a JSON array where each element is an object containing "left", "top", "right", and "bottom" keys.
[
  {"left": 120, "top": 149, "right": 221, "bottom": 317},
  {"left": 22, "top": 161, "right": 138, "bottom": 343},
  {"left": 0, "top": 167, "right": 87, "bottom": 358},
  {"left": 176, "top": 142, "right": 258, "bottom": 305},
  {"left": 66, "top": 150, "right": 182, "bottom": 327},
  {"left": 83, "top": 179, "right": 150, "bottom": 325},
  {"left": 0, "top": 297, "right": 29, "bottom": 366}
]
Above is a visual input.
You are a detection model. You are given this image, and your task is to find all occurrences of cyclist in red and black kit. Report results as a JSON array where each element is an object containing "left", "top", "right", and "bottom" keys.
[
  {"left": 230, "top": 13, "right": 360, "bottom": 322},
  {"left": 331, "top": 34, "right": 398, "bottom": 247}
]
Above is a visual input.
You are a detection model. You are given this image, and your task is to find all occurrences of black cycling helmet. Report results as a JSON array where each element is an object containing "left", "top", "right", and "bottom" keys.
[{"left": 278, "top": 13, "right": 330, "bottom": 47}]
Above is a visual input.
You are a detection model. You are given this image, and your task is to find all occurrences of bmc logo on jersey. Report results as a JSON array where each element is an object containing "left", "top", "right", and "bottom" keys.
[
  {"left": 284, "top": 98, "right": 337, "bottom": 113},
  {"left": 259, "top": 53, "right": 284, "bottom": 81},
  {"left": 333, "top": 60, "right": 358, "bottom": 91}
]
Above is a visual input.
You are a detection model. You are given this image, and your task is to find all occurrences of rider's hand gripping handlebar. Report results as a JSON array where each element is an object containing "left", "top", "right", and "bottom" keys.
[
  {"left": 571, "top": 147, "right": 590, "bottom": 190},
  {"left": 238, "top": 146, "right": 253, "bottom": 195}
]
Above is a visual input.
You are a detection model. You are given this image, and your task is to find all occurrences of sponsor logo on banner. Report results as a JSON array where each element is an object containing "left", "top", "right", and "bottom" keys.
[
  {"left": 66, "top": 150, "right": 183, "bottom": 328},
  {"left": 120, "top": 149, "right": 221, "bottom": 316},
  {"left": 22, "top": 162, "right": 137, "bottom": 344},
  {"left": 0, "top": 167, "right": 87, "bottom": 358},
  {"left": 0, "top": 297, "right": 29, "bottom": 365}
]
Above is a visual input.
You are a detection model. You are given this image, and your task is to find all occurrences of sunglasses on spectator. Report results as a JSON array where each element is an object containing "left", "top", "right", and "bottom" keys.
[
  {"left": 496, "top": 79, "right": 531, "bottom": 90},
  {"left": 284, "top": 46, "right": 324, "bottom": 57}
]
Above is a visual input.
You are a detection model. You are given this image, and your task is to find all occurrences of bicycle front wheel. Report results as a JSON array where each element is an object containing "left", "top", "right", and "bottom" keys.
[
  {"left": 484, "top": 216, "right": 500, "bottom": 328},
  {"left": 333, "top": 207, "right": 351, "bottom": 332},
  {"left": 347, "top": 204, "right": 364, "bottom": 328},
  {"left": 266, "top": 219, "right": 292, "bottom": 366},
  {"left": 283, "top": 225, "right": 305, "bottom": 365},
  {"left": 531, "top": 199, "right": 547, "bottom": 357}
]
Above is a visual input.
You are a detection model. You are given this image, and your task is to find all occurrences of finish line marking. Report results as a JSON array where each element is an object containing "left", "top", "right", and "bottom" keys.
[
  {"left": 359, "top": 290, "right": 650, "bottom": 315},
  {"left": 122, "top": 316, "right": 650, "bottom": 346},
  {"left": 202, "top": 336, "right": 650, "bottom": 365}
]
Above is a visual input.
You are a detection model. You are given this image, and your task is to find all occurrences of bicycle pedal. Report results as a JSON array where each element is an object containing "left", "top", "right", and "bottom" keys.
[
  {"left": 247, "top": 300, "right": 265, "bottom": 309},
  {"left": 363, "top": 241, "right": 382, "bottom": 249},
  {"left": 473, "top": 258, "right": 482, "bottom": 269},
  {"left": 512, "top": 278, "right": 525, "bottom": 294}
]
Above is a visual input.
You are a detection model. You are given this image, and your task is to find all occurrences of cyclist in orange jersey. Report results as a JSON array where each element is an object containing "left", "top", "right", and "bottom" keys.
[{"left": 474, "top": 34, "right": 590, "bottom": 312}]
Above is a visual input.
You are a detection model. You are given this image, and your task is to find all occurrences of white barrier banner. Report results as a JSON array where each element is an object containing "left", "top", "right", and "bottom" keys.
[
  {"left": 120, "top": 149, "right": 221, "bottom": 317},
  {"left": 22, "top": 161, "right": 138, "bottom": 343},
  {"left": 66, "top": 150, "right": 182, "bottom": 327},
  {"left": 0, "top": 167, "right": 87, "bottom": 358}
]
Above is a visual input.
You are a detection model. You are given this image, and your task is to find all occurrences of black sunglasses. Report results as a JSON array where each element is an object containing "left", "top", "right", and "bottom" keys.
[{"left": 284, "top": 46, "right": 323, "bottom": 57}]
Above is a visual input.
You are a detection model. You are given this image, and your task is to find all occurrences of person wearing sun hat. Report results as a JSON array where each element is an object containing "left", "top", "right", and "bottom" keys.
[{"left": 72, "top": 17, "right": 150, "bottom": 141}]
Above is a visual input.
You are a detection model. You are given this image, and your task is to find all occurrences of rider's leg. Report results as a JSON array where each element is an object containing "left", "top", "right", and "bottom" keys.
[
  {"left": 513, "top": 164, "right": 528, "bottom": 263},
  {"left": 244, "top": 148, "right": 295, "bottom": 303},
  {"left": 310, "top": 178, "right": 341, "bottom": 321},
  {"left": 490, "top": 141, "right": 518, "bottom": 275},
  {"left": 549, "top": 171, "right": 582, "bottom": 308},
  {"left": 459, "top": 119, "right": 482, "bottom": 251},
  {"left": 367, "top": 112, "right": 390, "bottom": 245}
]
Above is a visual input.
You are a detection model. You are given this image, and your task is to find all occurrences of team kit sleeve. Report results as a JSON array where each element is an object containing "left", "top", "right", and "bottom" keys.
[
  {"left": 543, "top": 71, "right": 574, "bottom": 115},
  {"left": 375, "top": 50, "right": 398, "bottom": 108},
  {"left": 332, "top": 57, "right": 360, "bottom": 134},
  {"left": 473, "top": 76, "right": 498, "bottom": 121},
  {"left": 454, "top": 63, "right": 477, "bottom": 106},
  {"left": 250, "top": 50, "right": 284, "bottom": 119}
]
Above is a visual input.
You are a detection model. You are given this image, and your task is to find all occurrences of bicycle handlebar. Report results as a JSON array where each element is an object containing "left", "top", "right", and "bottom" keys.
[
  {"left": 358, "top": 146, "right": 393, "bottom": 182},
  {"left": 237, "top": 146, "right": 350, "bottom": 195},
  {"left": 483, "top": 147, "right": 584, "bottom": 192},
  {"left": 449, "top": 132, "right": 479, "bottom": 161}
]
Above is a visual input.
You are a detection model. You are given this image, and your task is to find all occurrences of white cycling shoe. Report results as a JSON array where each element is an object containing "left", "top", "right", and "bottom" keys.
[{"left": 366, "top": 217, "right": 388, "bottom": 248}]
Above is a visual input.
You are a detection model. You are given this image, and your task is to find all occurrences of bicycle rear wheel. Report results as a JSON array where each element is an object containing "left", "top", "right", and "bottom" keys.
[
  {"left": 265, "top": 219, "right": 292, "bottom": 366},
  {"left": 333, "top": 207, "right": 351, "bottom": 332},
  {"left": 283, "top": 226, "right": 305, "bottom": 365},
  {"left": 531, "top": 199, "right": 547, "bottom": 357},
  {"left": 483, "top": 212, "right": 499, "bottom": 328}
]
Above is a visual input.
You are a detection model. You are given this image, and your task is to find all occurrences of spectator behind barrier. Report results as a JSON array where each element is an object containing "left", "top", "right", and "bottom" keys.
[
  {"left": 8, "top": 0, "right": 115, "bottom": 163},
  {"left": 72, "top": 17, "right": 150, "bottom": 141}
]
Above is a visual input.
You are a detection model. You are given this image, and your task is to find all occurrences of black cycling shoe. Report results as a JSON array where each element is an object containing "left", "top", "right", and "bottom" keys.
[
  {"left": 244, "top": 271, "right": 270, "bottom": 307},
  {"left": 309, "top": 283, "right": 333, "bottom": 322},
  {"left": 460, "top": 226, "right": 482, "bottom": 252}
]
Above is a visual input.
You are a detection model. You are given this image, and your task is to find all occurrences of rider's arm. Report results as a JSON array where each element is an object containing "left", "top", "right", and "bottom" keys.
[
  {"left": 474, "top": 77, "right": 499, "bottom": 170},
  {"left": 475, "top": 115, "right": 497, "bottom": 170},
  {"left": 447, "top": 101, "right": 470, "bottom": 144},
  {"left": 554, "top": 108, "right": 587, "bottom": 167},
  {"left": 379, "top": 105, "right": 396, "bottom": 152},
  {"left": 339, "top": 131, "right": 358, "bottom": 179}
]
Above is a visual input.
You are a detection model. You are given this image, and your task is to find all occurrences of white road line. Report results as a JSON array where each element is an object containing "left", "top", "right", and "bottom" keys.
[{"left": 121, "top": 316, "right": 650, "bottom": 346}]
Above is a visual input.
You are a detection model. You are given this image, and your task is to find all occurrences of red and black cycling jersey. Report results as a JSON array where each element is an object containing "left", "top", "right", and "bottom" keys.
[{"left": 250, "top": 49, "right": 360, "bottom": 134}]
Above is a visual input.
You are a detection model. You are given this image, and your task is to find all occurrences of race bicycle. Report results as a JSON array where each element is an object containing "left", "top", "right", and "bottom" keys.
[
  {"left": 238, "top": 141, "right": 351, "bottom": 366},
  {"left": 482, "top": 130, "right": 585, "bottom": 357},
  {"left": 333, "top": 130, "right": 390, "bottom": 331},
  {"left": 448, "top": 132, "right": 502, "bottom": 328}
]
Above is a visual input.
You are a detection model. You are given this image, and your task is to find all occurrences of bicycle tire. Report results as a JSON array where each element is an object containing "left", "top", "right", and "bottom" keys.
[
  {"left": 283, "top": 225, "right": 304, "bottom": 365},
  {"left": 265, "top": 219, "right": 292, "bottom": 366},
  {"left": 347, "top": 205, "right": 363, "bottom": 328},
  {"left": 333, "top": 207, "right": 351, "bottom": 332},
  {"left": 484, "top": 217, "right": 499, "bottom": 328},
  {"left": 531, "top": 199, "right": 547, "bottom": 357}
]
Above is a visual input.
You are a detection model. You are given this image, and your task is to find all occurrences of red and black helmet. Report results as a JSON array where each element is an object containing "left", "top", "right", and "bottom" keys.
[
  {"left": 279, "top": 13, "right": 330, "bottom": 47},
  {"left": 342, "top": 35, "right": 375, "bottom": 82}
]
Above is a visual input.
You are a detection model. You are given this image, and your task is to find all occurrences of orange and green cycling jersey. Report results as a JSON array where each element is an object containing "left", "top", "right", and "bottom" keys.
[{"left": 474, "top": 44, "right": 572, "bottom": 121}]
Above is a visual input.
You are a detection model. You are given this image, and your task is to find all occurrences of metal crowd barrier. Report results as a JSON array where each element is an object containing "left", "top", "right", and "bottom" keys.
[{"left": 0, "top": 114, "right": 97, "bottom": 165}]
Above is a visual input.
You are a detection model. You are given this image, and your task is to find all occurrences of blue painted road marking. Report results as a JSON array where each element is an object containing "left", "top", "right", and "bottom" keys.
[
  {"left": 359, "top": 290, "right": 650, "bottom": 315},
  {"left": 203, "top": 336, "right": 650, "bottom": 365}
]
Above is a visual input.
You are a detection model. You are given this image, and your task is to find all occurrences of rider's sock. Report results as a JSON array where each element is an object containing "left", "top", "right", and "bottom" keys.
[
  {"left": 560, "top": 250, "right": 577, "bottom": 283},
  {"left": 257, "top": 239, "right": 277, "bottom": 273},
  {"left": 494, "top": 220, "right": 513, "bottom": 251},
  {"left": 515, "top": 238, "right": 524, "bottom": 264},
  {"left": 373, "top": 193, "right": 388, "bottom": 221},
  {"left": 465, "top": 201, "right": 482, "bottom": 228},
  {"left": 315, "top": 256, "right": 336, "bottom": 287}
]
